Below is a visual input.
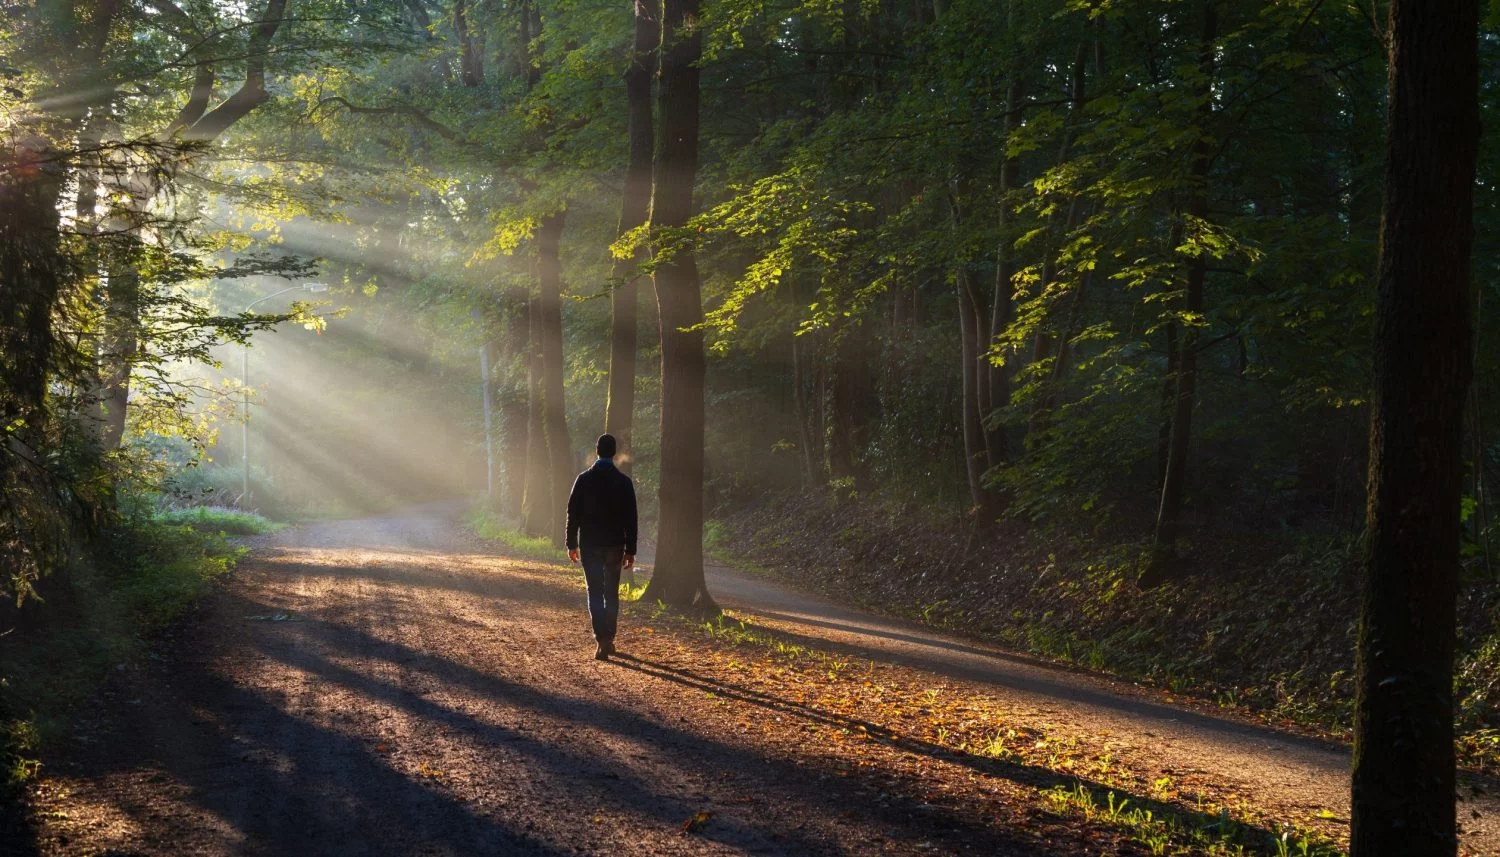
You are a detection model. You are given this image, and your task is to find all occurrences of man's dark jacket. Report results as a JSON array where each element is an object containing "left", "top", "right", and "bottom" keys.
[{"left": 565, "top": 459, "right": 638, "bottom": 555}]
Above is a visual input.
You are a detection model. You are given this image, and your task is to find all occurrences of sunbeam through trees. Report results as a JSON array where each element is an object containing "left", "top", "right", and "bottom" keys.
[{"left": 1, "top": 1, "right": 1496, "bottom": 856}]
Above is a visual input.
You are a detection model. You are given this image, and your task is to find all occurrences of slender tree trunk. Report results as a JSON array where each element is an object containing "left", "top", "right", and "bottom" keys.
[
  {"left": 500, "top": 286, "right": 530, "bottom": 521},
  {"left": 949, "top": 187, "right": 1001, "bottom": 520},
  {"left": 1027, "top": 41, "right": 1089, "bottom": 383},
  {"left": 641, "top": 0, "right": 714, "bottom": 610},
  {"left": 1152, "top": 2, "right": 1216, "bottom": 562},
  {"left": 1351, "top": 2, "right": 1478, "bottom": 854},
  {"left": 1157, "top": 319, "right": 1178, "bottom": 488},
  {"left": 986, "top": 76, "right": 1024, "bottom": 472},
  {"left": 958, "top": 267, "right": 988, "bottom": 512},
  {"left": 536, "top": 212, "right": 573, "bottom": 546},
  {"left": 604, "top": 0, "right": 658, "bottom": 468},
  {"left": 97, "top": 257, "right": 139, "bottom": 450},
  {"left": 792, "top": 328, "right": 817, "bottom": 487}
]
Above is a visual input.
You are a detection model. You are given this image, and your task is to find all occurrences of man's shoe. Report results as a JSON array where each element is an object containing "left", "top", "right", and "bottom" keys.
[
  {"left": 604, "top": 640, "right": 617, "bottom": 657},
  {"left": 594, "top": 642, "right": 609, "bottom": 661}
]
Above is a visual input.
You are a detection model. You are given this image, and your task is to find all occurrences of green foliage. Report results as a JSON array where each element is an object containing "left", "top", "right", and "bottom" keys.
[
  {"left": 1, "top": 511, "right": 247, "bottom": 788},
  {"left": 1042, "top": 782, "right": 1342, "bottom": 857},
  {"left": 467, "top": 506, "right": 562, "bottom": 563},
  {"left": 153, "top": 506, "right": 283, "bottom": 536}
]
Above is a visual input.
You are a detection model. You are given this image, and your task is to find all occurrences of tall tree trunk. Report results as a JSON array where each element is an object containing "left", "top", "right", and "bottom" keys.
[
  {"left": 1151, "top": 2, "right": 1216, "bottom": 564},
  {"left": 828, "top": 324, "right": 874, "bottom": 490},
  {"left": 792, "top": 327, "right": 818, "bottom": 487},
  {"left": 604, "top": 0, "right": 658, "bottom": 467},
  {"left": 0, "top": 140, "right": 67, "bottom": 436},
  {"left": 453, "top": 0, "right": 484, "bottom": 87},
  {"left": 500, "top": 286, "right": 530, "bottom": 520},
  {"left": 97, "top": 255, "right": 139, "bottom": 450},
  {"left": 986, "top": 76, "right": 1024, "bottom": 472},
  {"left": 1027, "top": 41, "right": 1089, "bottom": 388},
  {"left": 958, "top": 266, "right": 988, "bottom": 512},
  {"left": 641, "top": 0, "right": 713, "bottom": 610},
  {"left": 536, "top": 212, "right": 573, "bottom": 546},
  {"left": 949, "top": 186, "right": 1001, "bottom": 520},
  {"left": 521, "top": 295, "right": 553, "bottom": 537},
  {"left": 1157, "top": 320, "right": 1178, "bottom": 488},
  {"left": 1351, "top": 2, "right": 1478, "bottom": 854}
]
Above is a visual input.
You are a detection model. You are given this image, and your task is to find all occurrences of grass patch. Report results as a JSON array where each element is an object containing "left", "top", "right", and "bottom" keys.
[
  {"left": 1042, "top": 782, "right": 1341, "bottom": 857},
  {"left": 1, "top": 516, "right": 248, "bottom": 791},
  {"left": 154, "top": 506, "right": 283, "bottom": 536},
  {"left": 467, "top": 506, "right": 562, "bottom": 563}
]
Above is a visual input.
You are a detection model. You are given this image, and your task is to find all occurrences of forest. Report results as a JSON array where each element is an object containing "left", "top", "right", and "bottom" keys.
[{"left": 0, "top": 0, "right": 1494, "bottom": 855}]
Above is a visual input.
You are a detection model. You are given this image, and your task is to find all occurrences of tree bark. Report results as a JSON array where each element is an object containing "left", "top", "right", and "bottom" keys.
[
  {"left": 1027, "top": 41, "right": 1089, "bottom": 385},
  {"left": 521, "top": 295, "right": 553, "bottom": 537},
  {"left": 453, "top": 0, "right": 484, "bottom": 87},
  {"left": 1151, "top": 2, "right": 1216, "bottom": 562},
  {"left": 97, "top": 256, "right": 139, "bottom": 450},
  {"left": 536, "top": 212, "right": 573, "bottom": 546},
  {"left": 828, "top": 324, "right": 874, "bottom": 490},
  {"left": 641, "top": 0, "right": 713, "bottom": 610},
  {"left": 792, "top": 327, "right": 818, "bottom": 487},
  {"left": 985, "top": 75, "right": 1024, "bottom": 472},
  {"left": 1351, "top": 2, "right": 1478, "bottom": 854},
  {"left": 604, "top": 0, "right": 658, "bottom": 468},
  {"left": 500, "top": 286, "right": 530, "bottom": 521},
  {"left": 958, "top": 265, "right": 988, "bottom": 513}
]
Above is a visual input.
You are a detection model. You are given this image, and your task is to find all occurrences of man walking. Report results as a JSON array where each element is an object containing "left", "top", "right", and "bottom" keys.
[{"left": 565, "top": 434, "right": 638, "bottom": 660}]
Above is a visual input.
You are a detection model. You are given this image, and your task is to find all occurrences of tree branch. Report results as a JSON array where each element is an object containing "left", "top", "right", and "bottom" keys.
[
  {"left": 166, "top": 64, "right": 216, "bottom": 135},
  {"left": 312, "top": 95, "right": 461, "bottom": 141},
  {"left": 182, "top": 0, "right": 288, "bottom": 142}
]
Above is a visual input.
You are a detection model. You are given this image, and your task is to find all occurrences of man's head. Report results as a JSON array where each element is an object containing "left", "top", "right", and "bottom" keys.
[{"left": 596, "top": 434, "right": 618, "bottom": 460}]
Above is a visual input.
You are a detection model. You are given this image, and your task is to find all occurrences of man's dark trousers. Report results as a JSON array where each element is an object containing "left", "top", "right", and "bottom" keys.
[{"left": 580, "top": 546, "right": 624, "bottom": 643}]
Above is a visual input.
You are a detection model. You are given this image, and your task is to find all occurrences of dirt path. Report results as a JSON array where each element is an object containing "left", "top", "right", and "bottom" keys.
[
  {"left": 17, "top": 509, "right": 1498, "bottom": 856},
  {"left": 695, "top": 560, "right": 1500, "bottom": 855}
]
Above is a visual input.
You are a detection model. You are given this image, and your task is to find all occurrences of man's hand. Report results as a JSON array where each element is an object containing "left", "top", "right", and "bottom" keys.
[
  {"left": 623, "top": 553, "right": 635, "bottom": 571},
  {"left": 568, "top": 548, "right": 580, "bottom": 564}
]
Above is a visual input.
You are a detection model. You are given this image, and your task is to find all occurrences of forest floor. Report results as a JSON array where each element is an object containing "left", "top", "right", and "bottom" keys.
[{"left": 10, "top": 508, "right": 1499, "bottom": 856}]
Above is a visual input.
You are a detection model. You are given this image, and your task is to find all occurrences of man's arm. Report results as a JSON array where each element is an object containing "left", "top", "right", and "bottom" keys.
[
  {"left": 565, "top": 473, "right": 584, "bottom": 557},
  {"left": 623, "top": 476, "right": 638, "bottom": 557}
]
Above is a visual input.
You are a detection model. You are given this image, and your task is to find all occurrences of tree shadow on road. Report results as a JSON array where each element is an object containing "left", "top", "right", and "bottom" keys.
[
  {"left": 714, "top": 607, "right": 1347, "bottom": 758},
  {"left": 610, "top": 652, "right": 1323, "bottom": 856}
]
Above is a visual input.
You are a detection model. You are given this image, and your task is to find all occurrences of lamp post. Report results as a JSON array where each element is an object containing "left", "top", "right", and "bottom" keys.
[{"left": 239, "top": 283, "right": 327, "bottom": 506}]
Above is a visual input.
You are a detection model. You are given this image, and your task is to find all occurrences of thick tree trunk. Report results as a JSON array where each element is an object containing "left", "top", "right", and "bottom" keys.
[
  {"left": 0, "top": 141, "right": 67, "bottom": 435},
  {"left": 1152, "top": 3, "right": 1216, "bottom": 562},
  {"left": 521, "top": 296, "right": 553, "bottom": 537},
  {"left": 603, "top": 0, "right": 658, "bottom": 468},
  {"left": 641, "top": 0, "right": 713, "bottom": 610},
  {"left": 453, "top": 0, "right": 484, "bottom": 87},
  {"left": 536, "top": 212, "right": 573, "bottom": 546},
  {"left": 828, "top": 324, "right": 875, "bottom": 490},
  {"left": 1350, "top": 2, "right": 1478, "bottom": 854}
]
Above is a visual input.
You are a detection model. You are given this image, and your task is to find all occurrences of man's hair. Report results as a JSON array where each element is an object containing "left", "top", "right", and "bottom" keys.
[{"left": 597, "top": 434, "right": 617, "bottom": 459}]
